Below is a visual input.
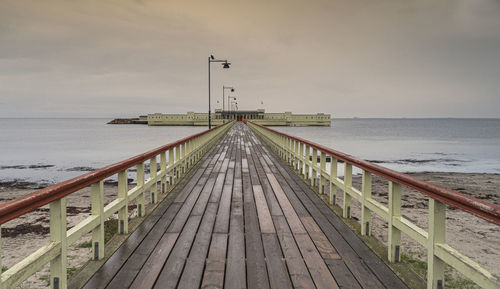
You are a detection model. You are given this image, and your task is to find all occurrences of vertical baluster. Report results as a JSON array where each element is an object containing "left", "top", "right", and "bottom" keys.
[
  {"left": 320, "top": 152, "right": 326, "bottom": 194},
  {"left": 118, "top": 170, "right": 129, "bottom": 232},
  {"left": 428, "top": 199, "right": 445, "bottom": 289},
  {"left": 311, "top": 148, "right": 317, "bottom": 188},
  {"left": 175, "top": 145, "right": 181, "bottom": 180},
  {"left": 330, "top": 157, "right": 338, "bottom": 205},
  {"left": 343, "top": 163, "right": 352, "bottom": 218},
  {"left": 388, "top": 181, "right": 401, "bottom": 262},
  {"left": 304, "top": 145, "right": 310, "bottom": 181},
  {"left": 91, "top": 181, "right": 104, "bottom": 260},
  {"left": 150, "top": 156, "right": 157, "bottom": 204},
  {"left": 361, "top": 170, "right": 372, "bottom": 236},
  {"left": 181, "top": 143, "right": 186, "bottom": 175},
  {"left": 299, "top": 142, "right": 304, "bottom": 177},
  {"left": 50, "top": 197, "right": 67, "bottom": 289},
  {"left": 136, "top": 162, "right": 145, "bottom": 217},
  {"left": 169, "top": 149, "right": 174, "bottom": 186},
  {"left": 160, "top": 152, "right": 167, "bottom": 194}
]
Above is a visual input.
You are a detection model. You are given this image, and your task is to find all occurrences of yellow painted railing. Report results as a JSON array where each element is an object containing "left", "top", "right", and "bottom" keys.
[
  {"left": 248, "top": 121, "right": 500, "bottom": 289},
  {"left": 0, "top": 121, "right": 233, "bottom": 289}
]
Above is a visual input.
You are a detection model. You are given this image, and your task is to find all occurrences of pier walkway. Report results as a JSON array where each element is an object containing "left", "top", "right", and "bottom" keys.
[{"left": 83, "top": 123, "right": 407, "bottom": 289}]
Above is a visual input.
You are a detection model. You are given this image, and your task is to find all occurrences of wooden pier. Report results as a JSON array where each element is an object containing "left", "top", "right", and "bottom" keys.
[
  {"left": 1, "top": 121, "right": 498, "bottom": 289},
  {"left": 82, "top": 123, "right": 406, "bottom": 289}
]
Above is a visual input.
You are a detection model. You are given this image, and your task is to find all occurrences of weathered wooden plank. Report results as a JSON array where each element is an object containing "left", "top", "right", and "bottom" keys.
[
  {"left": 294, "top": 233, "right": 340, "bottom": 289},
  {"left": 225, "top": 142, "right": 246, "bottom": 289},
  {"left": 177, "top": 203, "right": 219, "bottom": 289},
  {"left": 242, "top": 169, "right": 270, "bottom": 289},
  {"left": 273, "top": 216, "right": 316, "bottom": 289},
  {"left": 325, "top": 259, "right": 363, "bottom": 289},
  {"left": 301, "top": 216, "right": 340, "bottom": 260},
  {"left": 266, "top": 173, "right": 306, "bottom": 234},
  {"left": 106, "top": 202, "right": 183, "bottom": 289},
  {"left": 253, "top": 185, "right": 275, "bottom": 234},
  {"left": 201, "top": 233, "right": 228, "bottom": 289},
  {"left": 261, "top": 233, "right": 293, "bottom": 289},
  {"left": 129, "top": 232, "right": 179, "bottom": 289},
  {"left": 153, "top": 215, "right": 203, "bottom": 289}
]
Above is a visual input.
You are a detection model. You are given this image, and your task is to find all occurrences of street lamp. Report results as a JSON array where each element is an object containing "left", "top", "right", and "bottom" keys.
[
  {"left": 208, "top": 55, "right": 230, "bottom": 129},
  {"left": 222, "top": 86, "right": 235, "bottom": 111},
  {"left": 227, "top": 96, "right": 237, "bottom": 112}
]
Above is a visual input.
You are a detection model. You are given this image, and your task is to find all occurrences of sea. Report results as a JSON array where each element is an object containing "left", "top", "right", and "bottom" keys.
[{"left": 0, "top": 118, "right": 499, "bottom": 187}]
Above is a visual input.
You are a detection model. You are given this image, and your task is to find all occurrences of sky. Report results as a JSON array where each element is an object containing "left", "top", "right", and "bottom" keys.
[{"left": 0, "top": 0, "right": 499, "bottom": 118}]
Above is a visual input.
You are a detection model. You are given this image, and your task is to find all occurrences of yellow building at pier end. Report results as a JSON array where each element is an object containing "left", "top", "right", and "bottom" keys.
[{"left": 147, "top": 109, "right": 331, "bottom": 126}]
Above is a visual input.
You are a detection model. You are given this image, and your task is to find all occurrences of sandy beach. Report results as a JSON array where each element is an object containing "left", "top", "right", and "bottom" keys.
[{"left": 0, "top": 172, "right": 498, "bottom": 287}]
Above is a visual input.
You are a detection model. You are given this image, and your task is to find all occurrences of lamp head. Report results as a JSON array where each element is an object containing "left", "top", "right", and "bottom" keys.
[
  {"left": 231, "top": 88, "right": 234, "bottom": 92},
  {"left": 210, "top": 55, "right": 215, "bottom": 60},
  {"left": 222, "top": 62, "right": 230, "bottom": 69}
]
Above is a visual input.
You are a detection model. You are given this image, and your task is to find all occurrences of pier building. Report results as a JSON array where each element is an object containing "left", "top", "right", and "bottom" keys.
[{"left": 147, "top": 109, "right": 331, "bottom": 126}]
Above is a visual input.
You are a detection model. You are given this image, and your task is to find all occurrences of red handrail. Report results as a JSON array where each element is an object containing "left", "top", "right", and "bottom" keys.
[
  {"left": 249, "top": 122, "right": 500, "bottom": 226},
  {"left": 0, "top": 122, "right": 232, "bottom": 225}
]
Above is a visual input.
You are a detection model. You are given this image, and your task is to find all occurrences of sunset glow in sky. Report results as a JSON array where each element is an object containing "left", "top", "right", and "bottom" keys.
[{"left": 1, "top": 0, "right": 499, "bottom": 117}]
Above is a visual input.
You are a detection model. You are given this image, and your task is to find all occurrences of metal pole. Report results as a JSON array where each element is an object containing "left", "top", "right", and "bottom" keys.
[
  {"left": 208, "top": 57, "right": 211, "bottom": 129},
  {"left": 223, "top": 86, "right": 225, "bottom": 112}
]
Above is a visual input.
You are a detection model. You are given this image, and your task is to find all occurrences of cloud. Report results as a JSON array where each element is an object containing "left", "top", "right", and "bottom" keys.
[{"left": 0, "top": 0, "right": 499, "bottom": 118}]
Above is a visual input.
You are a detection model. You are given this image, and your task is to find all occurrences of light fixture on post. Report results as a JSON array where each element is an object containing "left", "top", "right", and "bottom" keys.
[
  {"left": 208, "top": 55, "right": 231, "bottom": 129},
  {"left": 222, "top": 86, "right": 235, "bottom": 112},
  {"left": 227, "top": 96, "right": 237, "bottom": 112}
]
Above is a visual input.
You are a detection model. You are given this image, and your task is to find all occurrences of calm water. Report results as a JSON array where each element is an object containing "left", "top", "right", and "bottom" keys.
[{"left": 0, "top": 118, "right": 499, "bottom": 186}]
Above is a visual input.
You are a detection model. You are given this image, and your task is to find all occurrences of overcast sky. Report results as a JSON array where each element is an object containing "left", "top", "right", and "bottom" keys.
[{"left": 0, "top": 0, "right": 499, "bottom": 118}]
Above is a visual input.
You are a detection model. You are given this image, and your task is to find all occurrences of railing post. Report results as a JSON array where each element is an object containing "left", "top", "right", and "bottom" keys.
[
  {"left": 388, "top": 181, "right": 401, "bottom": 262},
  {"left": 304, "top": 145, "right": 310, "bottom": 181},
  {"left": 181, "top": 143, "right": 186, "bottom": 175},
  {"left": 311, "top": 148, "right": 317, "bottom": 188},
  {"left": 293, "top": 140, "right": 298, "bottom": 170},
  {"left": 361, "top": 170, "right": 372, "bottom": 236},
  {"left": 428, "top": 198, "right": 446, "bottom": 289},
  {"left": 150, "top": 156, "right": 157, "bottom": 204},
  {"left": 118, "top": 170, "right": 129, "bottom": 233},
  {"left": 169, "top": 149, "right": 174, "bottom": 186},
  {"left": 320, "top": 152, "right": 326, "bottom": 194},
  {"left": 160, "top": 152, "right": 167, "bottom": 194},
  {"left": 91, "top": 181, "right": 104, "bottom": 260},
  {"left": 299, "top": 142, "right": 304, "bottom": 177},
  {"left": 343, "top": 163, "right": 352, "bottom": 218},
  {"left": 175, "top": 145, "right": 181, "bottom": 181},
  {"left": 136, "top": 162, "right": 145, "bottom": 217},
  {"left": 50, "top": 197, "right": 67, "bottom": 289},
  {"left": 330, "top": 157, "right": 338, "bottom": 205}
]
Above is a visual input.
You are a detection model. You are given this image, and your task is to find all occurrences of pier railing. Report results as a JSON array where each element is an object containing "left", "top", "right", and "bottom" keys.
[
  {"left": 0, "top": 121, "right": 233, "bottom": 289},
  {"left": 248, "top": 121, "right": 500, "bottom": 289}
]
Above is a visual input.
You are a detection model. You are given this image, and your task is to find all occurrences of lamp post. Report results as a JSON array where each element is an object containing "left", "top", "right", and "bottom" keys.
[
  {"left": 227, "top": 96, "right": 237, "bottom": 112},
  {"left": 222, "top": 86, "right": 235, "bottom": 112},
  {"left": 208, "top": 55, "right": 231, "bottom": 129}
]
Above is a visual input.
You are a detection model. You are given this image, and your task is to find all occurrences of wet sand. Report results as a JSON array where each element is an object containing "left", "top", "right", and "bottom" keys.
[{"left": 0, "top": 172, "right": 499, "bottom": 287}]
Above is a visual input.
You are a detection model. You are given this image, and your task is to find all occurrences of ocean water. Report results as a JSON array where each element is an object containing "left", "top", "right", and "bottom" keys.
[
  {"left": 274, "top": 118, "right": 500, "bottom": 175},
  {"left": 0, "top": 118, "right": 499, "bottom": 187}
]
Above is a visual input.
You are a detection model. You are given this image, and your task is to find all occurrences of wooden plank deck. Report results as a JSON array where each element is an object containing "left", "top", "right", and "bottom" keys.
[{"left": 83, "top": 122, "right": 408, "bottom": 289}]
